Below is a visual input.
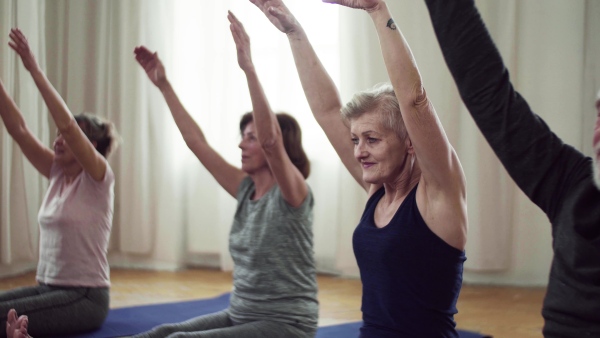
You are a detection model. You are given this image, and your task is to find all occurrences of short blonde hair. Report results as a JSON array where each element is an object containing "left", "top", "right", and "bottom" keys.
[{"left": 341, "top": 83, "right": 407, "bottom": 140}]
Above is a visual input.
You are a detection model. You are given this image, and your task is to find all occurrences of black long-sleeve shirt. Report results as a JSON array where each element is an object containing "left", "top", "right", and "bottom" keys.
[{"left": 424, "top": 0, "right": 600, "bottom": 337}]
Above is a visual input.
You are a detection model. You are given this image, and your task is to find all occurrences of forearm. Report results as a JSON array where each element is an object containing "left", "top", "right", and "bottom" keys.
[
  {"left": 244, "top": 68, "right": 279, "bottom": 146},
  {"left": 0, "top": 80, "right": 28, "bottom": 137},
  {"left": 159, "top": 81, "right": 208, "bottom": 147},
  {"left": 287, "top": 28, "right": 342, "bottom": 119},
  {"left": 28, "top": 68, "right": 74, "bottom": 131},
  {"left": 369, "top": 2, "right": 423, "bottom": 103}
]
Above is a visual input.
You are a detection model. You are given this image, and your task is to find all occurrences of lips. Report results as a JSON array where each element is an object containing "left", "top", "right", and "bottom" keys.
[{"left": 362, "top": 162, "right": 375, "bottom": 169}]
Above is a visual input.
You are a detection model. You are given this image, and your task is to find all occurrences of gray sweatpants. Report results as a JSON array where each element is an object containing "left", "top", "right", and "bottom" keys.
[
  {"left": 132, "top": 310, "right": 316, "bottom": 338},
  {"left": 0, "top": 284, "right": 109, "bottom": 337}
]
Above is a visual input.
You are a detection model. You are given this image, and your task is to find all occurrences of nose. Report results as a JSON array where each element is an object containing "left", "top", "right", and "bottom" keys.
[{"left": 354, "top": 140, "right": 368, "bottom": 160}]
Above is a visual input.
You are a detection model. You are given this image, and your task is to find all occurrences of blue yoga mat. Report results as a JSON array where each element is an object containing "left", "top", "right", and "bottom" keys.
[{"left": 59, "top": 293, "right": 491, "bottom": 338}]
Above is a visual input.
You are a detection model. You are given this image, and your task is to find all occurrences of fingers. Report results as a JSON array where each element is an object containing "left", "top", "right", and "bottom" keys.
[
  {"left": 133, "top": 46, "right": 157, "bottom": 68},
  {"left": 9, "top": 28, "right": 28, "bottom": 45},
  {"left": 7, "top": 309, "right": 18, "bottom": 324},
  {"left": 8, "top": 29, "right": 30, "bottom": 56},
  {"left": 227, "top": 11, "right": 249, "bottom": 46}
]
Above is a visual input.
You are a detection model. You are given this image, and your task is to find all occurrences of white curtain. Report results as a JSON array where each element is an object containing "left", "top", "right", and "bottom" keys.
[
  {"left": 0, "top": 0, "right": 47, "bottom": 277},
  {"left": 1, "top": 0, "right": 599, "bottom": 287}
]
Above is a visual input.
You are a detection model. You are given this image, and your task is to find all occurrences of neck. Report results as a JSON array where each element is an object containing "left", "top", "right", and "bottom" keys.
[
  {"left": 249, "top": 167, "right": 276, "bottom": 200},
  {"left": 58, "top": 161, "right": 83, "bottom": 183},
  {"left": 383, "top": 155, "right": 421, "bottom": 201}
]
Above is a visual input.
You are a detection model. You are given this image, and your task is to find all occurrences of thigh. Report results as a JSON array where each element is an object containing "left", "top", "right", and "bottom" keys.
[
  {"left": 167, "top": 320, "right": 314, "bottom": 338},
  {"left": 0, "top": 286, "right": 109, "bottom": 337},
  {"left": 0, "top": 285, "right": 47, "bottom": 304},
  {"left": 133, "top": 311, "right": 232, "bottom": 338}
]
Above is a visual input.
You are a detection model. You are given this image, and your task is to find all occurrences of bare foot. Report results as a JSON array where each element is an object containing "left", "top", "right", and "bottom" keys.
[{"left": 5, "top": 309, "right": 29, "bottom": 338}]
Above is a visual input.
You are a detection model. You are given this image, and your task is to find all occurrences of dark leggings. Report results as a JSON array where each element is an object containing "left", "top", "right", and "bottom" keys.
[
  {"left": 0, "top": 284, "right": 109, "bottom": 337},
  {"left": 132, "top": 310, "right": 316, "bottom": 338}
]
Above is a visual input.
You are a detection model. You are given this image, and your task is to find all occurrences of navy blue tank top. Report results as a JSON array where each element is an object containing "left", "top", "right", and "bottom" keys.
[{"left": 353, "top": 184, "right": 466, "bottom": 338}]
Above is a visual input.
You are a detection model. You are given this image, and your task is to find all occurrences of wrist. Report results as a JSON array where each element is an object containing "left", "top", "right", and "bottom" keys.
[
  {"left": 286, "top": 26, "right": 307, "bottom": 42},
  {"left": 367, "top": 1, "right": 388, "bottom": 17},
  {"left": 243, "top": 65, "right": 257, "bottom": 76},
  {"left": 158, "top": 80, "right": 172, "bottom": 93},
  {"left": 28, "top": 66, "right": 44, "bottom": 78}
]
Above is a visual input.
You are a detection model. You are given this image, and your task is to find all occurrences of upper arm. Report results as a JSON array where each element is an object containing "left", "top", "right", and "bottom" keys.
[
  {"left": 314, "top": 108, "right": 369, "bottom": 192},
  {"left": 11, "top": 125, "right": 54, "bottom": 178},
  {"left": 187, "top": 139, "right": 246, "bottom": 198},
  {"left": 402, "top": 90, "right": 465, "bottom": 194}
]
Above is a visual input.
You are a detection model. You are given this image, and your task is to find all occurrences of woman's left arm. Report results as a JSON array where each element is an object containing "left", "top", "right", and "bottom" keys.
[
  {"left": 9, "top": 28, "right": 107, "bottom": 180},
  {"left": 228, "top": 12, "right": 308, "bottom": 207}
]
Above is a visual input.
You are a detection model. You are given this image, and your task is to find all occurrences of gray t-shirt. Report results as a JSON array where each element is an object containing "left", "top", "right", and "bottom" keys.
[{"left": 228, "top": 177, "right": 318, "bottom": 330}]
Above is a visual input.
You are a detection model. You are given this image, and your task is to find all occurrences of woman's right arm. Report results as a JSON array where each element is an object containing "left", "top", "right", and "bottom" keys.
[
  {"left": 0, "top": 79, "right": 54, "bottom": 178},
  {"left": 250, "top": 0, "right": 367, "bottom": 191},
  {"left": 134, "top": 46, "right": 246, "bottom": 197}
]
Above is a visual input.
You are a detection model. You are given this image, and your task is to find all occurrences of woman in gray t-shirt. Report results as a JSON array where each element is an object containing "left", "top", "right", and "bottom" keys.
[{"left": 131, "top": 11, "right": 318, "bottom": 338}]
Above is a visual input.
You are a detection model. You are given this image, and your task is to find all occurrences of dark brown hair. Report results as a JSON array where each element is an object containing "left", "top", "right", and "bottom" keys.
[
  {"left": 240, "top": 112, "right": 310, "bottom": 178},
  {"left": 74, "top": 113, "right": 120, "bottom": 158}
]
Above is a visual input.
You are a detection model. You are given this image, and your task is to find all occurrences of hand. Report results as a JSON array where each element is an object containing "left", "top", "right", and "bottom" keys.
[
  {"left": 8, "top": 28, "right": 40, "bottom": 72},
  {"left": 134, "top": 46, "right": 167, "bottom": 88},
  {"left": 322, "top": 0, "right": 381, "bottom": 12},
  {"left": 228, "top": 11, "right": 254, "bottom": 72},
  {"left": 249, "top": 0, "right": 300, "bottom": 34}
]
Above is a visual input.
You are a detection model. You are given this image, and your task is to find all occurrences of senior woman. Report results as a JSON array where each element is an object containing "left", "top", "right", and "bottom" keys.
[
  {"left": 1, "top": 29, "right": 118, "bottom": 337},
  {"left": 251, "top": 0, "right": 468, "bottom": 337},
  {"left": 131, "top": 11, "right": 318, "bottom": 338}
]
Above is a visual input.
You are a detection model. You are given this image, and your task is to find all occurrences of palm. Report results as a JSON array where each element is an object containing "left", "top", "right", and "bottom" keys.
[
  {"left": 250, "top": 0, "right": 298, "bottom": 34},
  {"left": 134, "top": 46, "right": 167, "bottom": 88},
  {"left": 228, "top": 11, "right": 254, "bottom": 72},
  {"left": 147, "top": 63, "right": 166, "bottom": 87}
]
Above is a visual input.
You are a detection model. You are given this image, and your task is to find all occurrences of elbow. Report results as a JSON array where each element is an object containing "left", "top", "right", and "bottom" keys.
[
  {"left": 58, "top": 118, "right": 80, "bottom": 137},
  {"left": 411, "top": 82, "right": 428, "bottom": 108},
  {"left": 259, "top": 136, "right": 279, "bottom": 156}
]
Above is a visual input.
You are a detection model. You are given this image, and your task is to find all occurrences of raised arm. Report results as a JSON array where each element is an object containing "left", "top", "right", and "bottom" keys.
[
  {"left": 134, "top": 46, "right": 245, "bottom": 197},
  {"left": 326, "top": 0, "right": 465, "bottom": 196},
  {"left": 250, "top": 0, "right": 366, "bottom": 190},
  {"left": 228, "top": 12, "right": 307, "bottom": 207},
  {"left": 0, "top": 78, "right": 54, "bottom": 178},
  {"left": 9, "top": 28, "right": 106, "bottom": 181},
  {"left": 423, "top": 0, "right": 586, "bottom": 219}
]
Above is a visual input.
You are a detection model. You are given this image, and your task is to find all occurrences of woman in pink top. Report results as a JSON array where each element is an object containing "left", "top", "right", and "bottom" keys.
[{"left": 1, "top": 29, "right": 119, "bottom": 338}]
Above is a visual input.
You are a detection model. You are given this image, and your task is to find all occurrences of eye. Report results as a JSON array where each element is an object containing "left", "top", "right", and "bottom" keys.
[
  {"left": 367, "top": 137, "right": 378, "bottom": 144},
  {"left": 351, "top": 137, "right": 358, "bottom": 145}
]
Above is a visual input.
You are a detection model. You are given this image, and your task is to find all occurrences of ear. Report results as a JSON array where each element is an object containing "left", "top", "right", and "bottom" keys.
[{"left": 405, "top": 137, "right": 415, "bottom": 155}]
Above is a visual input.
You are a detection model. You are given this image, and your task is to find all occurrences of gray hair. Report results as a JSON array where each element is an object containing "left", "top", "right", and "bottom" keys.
[{"left": 341, "top": 83, "right": 407, "bottom": 140}]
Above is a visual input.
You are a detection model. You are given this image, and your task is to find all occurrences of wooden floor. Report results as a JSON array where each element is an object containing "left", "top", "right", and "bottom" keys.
[{"left": 0, "top": 268, "right": 546, "bottom": 338}]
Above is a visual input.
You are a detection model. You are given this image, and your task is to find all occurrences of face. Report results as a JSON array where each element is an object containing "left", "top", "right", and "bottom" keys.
[
  {"left": 53, "top": 131, "right": 76, "bottom": 165},
  {"left": 593, "top": 93, "right": 600, "bottom": 188},
  {"left": 350, "top": 111, "right": 413, "bottom": 185},
  {"left": 238, "top": 122, "right": 268, "bottom": 174}
]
